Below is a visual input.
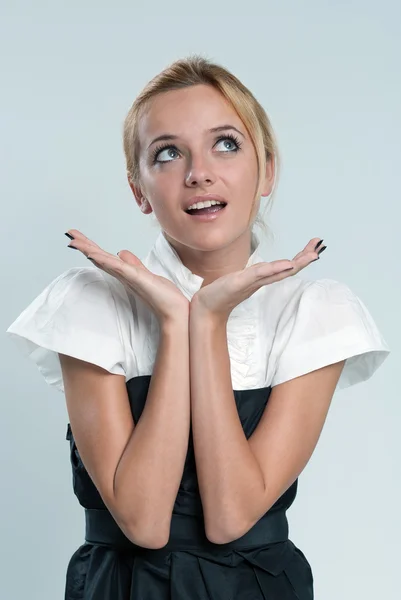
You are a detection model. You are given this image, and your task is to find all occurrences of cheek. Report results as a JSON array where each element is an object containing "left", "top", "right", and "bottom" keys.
[
  {"left": 146, "top": 162, "right": 183, "bottom": 188},
  {"left": 222, "top": 159, "right": 257, "bottom": 193},
  {"left": 141, "top": 166, "right": 178, "bottom": 202},
  {"left": 142, "top": 169, "right": 181, "bottom": 219}
]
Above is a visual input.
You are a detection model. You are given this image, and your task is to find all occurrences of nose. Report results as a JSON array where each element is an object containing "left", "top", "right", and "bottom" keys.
[{"left": 184, "top": 156, "right": 215, "bottom": 188}]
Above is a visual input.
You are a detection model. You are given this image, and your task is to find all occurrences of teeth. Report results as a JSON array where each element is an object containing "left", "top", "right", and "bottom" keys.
[{"left": 187, "top": 200, "right": 225, "bottom": 210}]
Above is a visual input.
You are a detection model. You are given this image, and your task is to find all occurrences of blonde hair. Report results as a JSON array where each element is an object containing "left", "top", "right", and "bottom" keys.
[{"left": 123, "top": 54, "right": 280, "bottom": 239}]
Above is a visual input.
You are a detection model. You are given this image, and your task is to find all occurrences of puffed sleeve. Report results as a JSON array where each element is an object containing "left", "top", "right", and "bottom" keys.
[
  {"left": 270, "top": 278, "right": 390, "bottom": 389},
  {"left": 5, "top": 267, "right": 127, "bottom": 393}
]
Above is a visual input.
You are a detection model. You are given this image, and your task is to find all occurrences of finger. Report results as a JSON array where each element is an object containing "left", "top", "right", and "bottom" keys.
[
  {"left": 86, "top": 250, "right": 141, "bottom": 285},
  {"left": 67, "top": 231, "right": 144, "bottom": 270},
  {"left": 253, "top": 244, "right": 323, "bottom": 285},
  {"left": 263, "top": 269, "right": 296, "bottom": 286},
  {"left": 251, "top": 260, "right": 295, "bottom": 281},
  {"left": 66, "top": 231, "right": 148, "bottom": 286},
  {"left": 292, "top": 238, "right": 323, "bottom": 262},
  {"left": 67, "top": 231, "right": 121, "bottom": 264},
  {"left": 241, "top": 265, "right": 294, "bottom": 298},
  {"left": 66, "top": 229, "right": 103, "bottom": 252},
  {"left": 67, "top": 234, "right": 122, "bottom": 272},
  {"left": 88, "top": 247, "right": 148, "bottom": 277},
  {"left": 117, "top": 249, "right": 144, "bottom": 269},
  {"left": 68, "top": 238, "right": 110, "bottom": 262}
]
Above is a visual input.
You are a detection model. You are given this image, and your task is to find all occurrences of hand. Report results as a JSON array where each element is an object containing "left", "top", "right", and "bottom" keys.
[
  {"left": 191, "top": 238, "right": 325, "bottom": 321},
  {"left": 65, "top": 229, "right": 190, "bottom": 325}
]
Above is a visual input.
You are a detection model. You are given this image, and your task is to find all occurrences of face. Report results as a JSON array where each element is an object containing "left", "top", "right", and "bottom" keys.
[{"left": 129, "top": 84, "right": 274, "bottom": 254}]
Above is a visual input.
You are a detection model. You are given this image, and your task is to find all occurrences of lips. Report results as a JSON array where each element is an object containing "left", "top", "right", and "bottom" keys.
[{"left": 182, "top": 194, "right": 228, "bottom": 212}]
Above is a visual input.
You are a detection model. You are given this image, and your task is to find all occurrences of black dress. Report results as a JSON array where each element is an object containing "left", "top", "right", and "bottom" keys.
[{"left": 64, "top": 375, "right": 314, "bottom": 600}]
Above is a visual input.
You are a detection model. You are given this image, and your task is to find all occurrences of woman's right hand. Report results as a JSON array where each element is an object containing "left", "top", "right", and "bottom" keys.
[{"left": 65, "top": 229, "right": 189, "bottom": 325}]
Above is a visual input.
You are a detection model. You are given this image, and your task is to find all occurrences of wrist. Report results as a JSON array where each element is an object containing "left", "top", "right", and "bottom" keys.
[
  {"left": 159, "top": 312, "right": 189, "bottom": 335},
  {"left": 190, "top": 296, "right": 228, "bottom": 330}
]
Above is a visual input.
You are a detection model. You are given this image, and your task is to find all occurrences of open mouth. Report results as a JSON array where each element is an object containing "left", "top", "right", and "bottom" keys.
[{"left": 185, "top": 203, "right": 227, "bottom": 216}]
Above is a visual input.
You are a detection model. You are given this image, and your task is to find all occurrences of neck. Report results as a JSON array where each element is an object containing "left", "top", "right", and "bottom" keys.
[{"left": 164, "top": 230, "right": 254, "bottom": 287}]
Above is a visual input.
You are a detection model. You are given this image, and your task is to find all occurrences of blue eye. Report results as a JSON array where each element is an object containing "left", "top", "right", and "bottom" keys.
[
  {"left": 214, "top": 134, "right": 242, "bottom": 152},
  {"left": 151, "top": 133, "right": 242, "bottom": 165},
  {"left": 152, "top": 146, "right": 179, "bottom": 164}
]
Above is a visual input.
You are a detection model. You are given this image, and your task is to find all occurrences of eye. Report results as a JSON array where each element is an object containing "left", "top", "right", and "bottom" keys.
[
  {"left": 214, "top": 134, "right": 242, "bottom": 153},
  {"left": 151, "top": 133, "right": 243, "bottom": 165},
  {"left": 152, "top": 145, "right": 179, "bottom": 164}
]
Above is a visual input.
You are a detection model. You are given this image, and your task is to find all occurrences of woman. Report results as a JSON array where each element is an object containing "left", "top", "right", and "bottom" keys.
[{"left": 6, "top": 56, "right": 390, "bottom": 599}]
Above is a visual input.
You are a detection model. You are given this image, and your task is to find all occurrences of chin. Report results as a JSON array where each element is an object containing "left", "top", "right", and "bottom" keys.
[
  {"left": 164, "top": 220, "right": 249, "bottom": 253},
  {"left": 182, "top": 230, "right": 231, "bottom": 251}
]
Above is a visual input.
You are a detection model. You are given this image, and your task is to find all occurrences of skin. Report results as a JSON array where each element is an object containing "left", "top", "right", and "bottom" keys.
[
  {"left": 64, "top": 83, "right": 341, "bottom": 546},
  {"left": 67, "top": 83, "right": 324, "bottom": 314},
  {"left": 129, "top": 83, "right": 275, "bottom": 287}
]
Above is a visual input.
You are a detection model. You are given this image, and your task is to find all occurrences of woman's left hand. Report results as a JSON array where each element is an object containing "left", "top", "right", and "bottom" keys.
[{"left": 191, "top": 238, "right": 325, "bottom": 321}]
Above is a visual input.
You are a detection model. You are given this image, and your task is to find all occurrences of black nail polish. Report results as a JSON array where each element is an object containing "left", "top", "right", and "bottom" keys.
[
  {"left": 318, "top": 245, "right": 327, "bottom": 255},
  {"left": 67, "top": 245, "right": 78, "bottom": 250},
  {"left": 312, "top": 257, "right": 320, "bottom": 262},
  {"left": 87, "top": 257, "right": 95, "bottom": 262},
  {"left": 65, "top": 232, "right": 75, "bottom": 240},
  {"left": 314, "top": 239, "right": 324, "bottom": 250}
]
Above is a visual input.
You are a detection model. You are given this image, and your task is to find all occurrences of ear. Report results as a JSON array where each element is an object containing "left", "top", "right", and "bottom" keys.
[
  {"left": 127, "top": 173, "right": 153, "bottom": 214},
  {"left": 260, "top": 156, "right": 275, "bottom": 197}
]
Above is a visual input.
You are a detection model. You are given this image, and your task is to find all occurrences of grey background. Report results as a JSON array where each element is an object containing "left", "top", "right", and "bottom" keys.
[{"left": 1, "top": 1, "right": 399, "bottom": 598}]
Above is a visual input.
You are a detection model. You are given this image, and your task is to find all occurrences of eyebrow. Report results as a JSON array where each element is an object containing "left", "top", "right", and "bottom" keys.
[{"left": 146, "top": 124, "right": 245, "bottom": 150}]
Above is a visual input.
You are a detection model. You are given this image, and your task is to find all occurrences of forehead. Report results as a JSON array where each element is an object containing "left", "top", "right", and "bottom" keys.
[{"left": 138, "top": 84, "right": 243, "bottom": 143}]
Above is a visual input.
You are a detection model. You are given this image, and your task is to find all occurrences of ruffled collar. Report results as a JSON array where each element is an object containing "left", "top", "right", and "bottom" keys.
[
  {"left": 152, "top": 229, "right": 264, "bottom": 300},
  {"left": 145, "top": 229, "right": 265, "bottom": 389}
]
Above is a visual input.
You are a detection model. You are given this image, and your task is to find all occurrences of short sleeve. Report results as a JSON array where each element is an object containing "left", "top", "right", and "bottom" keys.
[
  {"left": 270, "top": 278, "right": 390, "bottom": 389},
  {"left": 5, "top": 267, "right": 127, "bottom": 393}
]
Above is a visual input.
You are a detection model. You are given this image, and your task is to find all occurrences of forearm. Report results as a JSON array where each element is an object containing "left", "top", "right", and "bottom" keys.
[
  {"left": 189, "top": 305, "right": 265, "bottom": 544},
  {"left": 114, "top": 317, "right": 190, "bottom": 544}
]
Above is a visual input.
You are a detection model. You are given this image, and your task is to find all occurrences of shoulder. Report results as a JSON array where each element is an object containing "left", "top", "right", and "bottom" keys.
[
  {"left": 261, "top": 275, "right": 362, "bottom": 322},
  {"left": 5, "top": 266, "right": 133, "bottom": 392},
  {"left": 266, "top": 274, "right": 353, "bottom": 303},
  {"left": 25, "top": 266, "right": 114, "bottom": 311},
  {"left": 36, "top": 265, "right": 133, "bottom": 316},
  {"left": 47, "top": 265, "right": 105, "bottom": 289},
  {"left": 258, "top": 275, "right": 335, "bottom": 326},
  {"left": 267, "top": 275, "right": 390, "bottom": 389}
]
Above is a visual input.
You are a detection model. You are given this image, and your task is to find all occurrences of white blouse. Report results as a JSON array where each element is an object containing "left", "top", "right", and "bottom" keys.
[{"left": 6, "top": 230, "right": 390, "bottom": 393}]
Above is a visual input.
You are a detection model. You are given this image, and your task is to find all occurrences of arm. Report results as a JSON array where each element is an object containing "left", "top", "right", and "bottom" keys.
[
  {"left": 59, "top": 316, "right": 190, "bottom": 549},
  {"left": 189, "top": 303, "right": 345, "bottom": 544}
]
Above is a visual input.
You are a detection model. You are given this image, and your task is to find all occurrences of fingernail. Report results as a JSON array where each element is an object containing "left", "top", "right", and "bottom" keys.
[
  {"left": 67, "top": 245, "right": 78, "bottom": 250},
  {"left": 314, "top": 239, "right": 324, "bottom": 250},
  {"left": 87, "top": 257, "right": 95, "bottom": 262},
  {"left": 65, "top": 232, "right": 74, "bottom": 240},
  {"left": 312, "top": 257, "right": 320, "bottom": 262},
  {"left": 318, "top": 245, "right": 327, "bottom": 255}
]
